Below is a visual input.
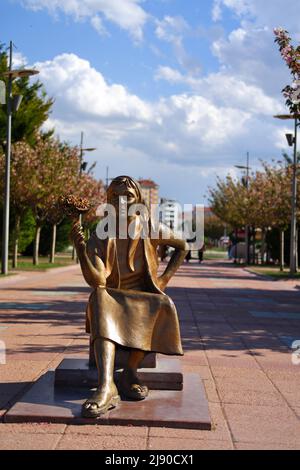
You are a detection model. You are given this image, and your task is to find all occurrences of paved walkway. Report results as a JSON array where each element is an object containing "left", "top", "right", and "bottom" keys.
[{"left": 0, "top": 260, "right": 300, "bottom": 450}]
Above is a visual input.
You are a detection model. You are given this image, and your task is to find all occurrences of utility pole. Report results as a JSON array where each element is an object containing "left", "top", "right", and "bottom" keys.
[
  {"left": 245, "top": 151, "right": 250, "bottom": 265},
  {"left": 106, "top": 166, "right": 109, "bottom": 190},
  {"left": 290, "top": 117, "right": 298, "bottom": 274},
  {"left": 1, "top": 42, "right": 13, "bottom": 275},
  {"left": 235, "top": 152, "right": 251, "bottom": 265},
  {"left": 1, "top": 42, "right": 38, "bottom": 274},
  {"left": 275, "top": 113, "right": 300, "bottom": 274}
]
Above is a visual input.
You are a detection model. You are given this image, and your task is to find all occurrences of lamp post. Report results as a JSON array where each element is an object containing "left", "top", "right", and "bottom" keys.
[
  {"left": 79, "top": 131, "right": 96, "bottom": 178},
  {"left": 75, "top": 131, "right": 96, "bottom": 263},
  {"left": 274, "top": 113, "right": 300, "bottom": 274},
  {"left": 1, "top": 41, "right": 39, "bottom": 275},
  {"left": 235, "top": 152, "right": 251, "bottom": 265}
]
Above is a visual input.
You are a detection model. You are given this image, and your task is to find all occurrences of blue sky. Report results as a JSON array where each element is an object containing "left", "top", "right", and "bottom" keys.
[{"left": 1, "top": 0, "right": 300, "bottom": 204}]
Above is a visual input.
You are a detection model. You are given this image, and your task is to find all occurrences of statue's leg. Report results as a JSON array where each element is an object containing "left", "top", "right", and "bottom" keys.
[
  {"left": 81, "top": 338, "right": 120, "bottom": 418},
  {"left": 119, "top": 349, "right": 149, "bottom": 401}
]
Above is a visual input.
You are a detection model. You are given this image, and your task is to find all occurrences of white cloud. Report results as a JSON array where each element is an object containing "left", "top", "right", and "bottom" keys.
[
  {"left": 212, "top": 0, "right": 223, "bottom": 22},
  {"left": 211, "top": 25, "right": 292, "bottom": 99},
  {"left": 210, "top": 0, "right": 300, "bottom": 98},
  {"left": 32, "top": 51, "right": 291, "bottom": 203},
  {"left": 90, "top": 15, "right": 108, "bottom": 36},
  {"left": 36, "top": 53, "right": 286, "bottom": 166},
  {"left": 155, "top": 66, "right": 284, "bottom": 116},
  {"left": 155, "top": 15, "right": 188, "bottom": 43},
  {"left": 35, "top": 53, "right": 153, "bottom": 122},
  {"left": 212, "top": 0, "right": 300, "bottom": 33},
  {"left": 154, "top": 15, "right": 201, "bottom": 75},
  {"left": 12, "top": 52, "right": 28, "bottom": 68},
  {"left": 155, "top": 66, "right": 189, "bottom": 84},
  {"left": 19, "top": 0, "right": 148, "bottom": 41}
]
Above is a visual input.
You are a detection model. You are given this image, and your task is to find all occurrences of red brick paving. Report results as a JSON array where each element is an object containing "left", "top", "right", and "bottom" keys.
[{"left": 0, "top": 260, "right": 300, "bottom": 449}]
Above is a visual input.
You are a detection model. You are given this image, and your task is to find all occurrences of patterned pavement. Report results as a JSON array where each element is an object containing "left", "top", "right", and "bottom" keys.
[{"left": 0, "top": 260, "right": 300, "bottom": 450}]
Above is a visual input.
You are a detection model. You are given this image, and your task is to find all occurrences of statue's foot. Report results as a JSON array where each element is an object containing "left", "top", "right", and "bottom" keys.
[
  {"left": 119, "top": 369, "right": 149, "bottom": 401},
  {"left": 82, "top": 384, "right": 120, "bottom": 418}
]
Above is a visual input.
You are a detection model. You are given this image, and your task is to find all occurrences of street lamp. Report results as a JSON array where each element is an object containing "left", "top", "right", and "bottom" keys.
[
  {"left": 105, "top": 166, "right": 115, "bottom": 190},
  {"left": 75, "top": 131, "right": 96, "bottom": 263},
  {"left": 274, "top": 113, "right": 300, "bottom": 274},
  {"left": 1, "top": 41, "right": 39, "bottom": 275},
  {"left": 79, "top": 131, "right": 96, "bottom": 177},
  {"left": 235, "top": 152, "right": 251, "bottom": 264}
]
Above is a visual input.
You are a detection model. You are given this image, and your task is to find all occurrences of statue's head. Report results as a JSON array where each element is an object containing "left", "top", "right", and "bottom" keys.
[{"left": 107, "top": 176, "right": 143, "bottom": 216}]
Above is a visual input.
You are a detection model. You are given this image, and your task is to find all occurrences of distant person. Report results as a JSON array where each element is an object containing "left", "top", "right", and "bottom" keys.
[
  {"left": 198, "top": 244, "right": 205, "bottom": 263},
  {"left": 158, "top": 245, "right": 168, "bottom": 262},
  {"left": 185, "top": 250, "right": 192, "bottom": 263},
  {"left": 227, "top": 240, "right": 233, "bottom": 259}
]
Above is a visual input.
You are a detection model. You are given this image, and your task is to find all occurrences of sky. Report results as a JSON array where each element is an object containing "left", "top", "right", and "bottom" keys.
[{"left": 1, "top": 0, "right": 300, "bottom": 205}]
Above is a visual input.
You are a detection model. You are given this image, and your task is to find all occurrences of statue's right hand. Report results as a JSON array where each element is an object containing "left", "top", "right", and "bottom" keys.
[{"left": 71, "top": 222, "right": 86, "bottom": 253}]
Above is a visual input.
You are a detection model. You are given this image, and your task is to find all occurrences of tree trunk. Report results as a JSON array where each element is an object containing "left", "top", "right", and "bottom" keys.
[
  {"left": 49, "top": 224, "right": 57, "bottom": 264},
  {"left": 12, "top": 214, "right": 21, "bottom": 269},
  {"left": 296, "top": 227, "right": 298, "bottom": 271},
  {"left": 260, "top": 230, "right": 266, "bottom": 265},
  {"left": 252, "top": 228, "right": 256, "bottom": 265},
  {"left": 33, "top": 225, "right": 41, "bottom": 266},
  {"left": 280, "top": 230, "right": 285, "bottom": 272}
]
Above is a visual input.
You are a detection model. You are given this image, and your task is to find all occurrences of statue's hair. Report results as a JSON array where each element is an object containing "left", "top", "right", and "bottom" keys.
[
  {"left": 107, "top": 175, "right": 144, "bottom": 206},
  {"left": 106, "top": 176, "right": 150, "bottom": 271}
]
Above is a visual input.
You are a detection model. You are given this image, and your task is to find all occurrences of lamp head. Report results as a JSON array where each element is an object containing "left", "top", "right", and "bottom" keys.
[
  {"left": 12, "top": 95, "right": 23, "bottom": 112},
  {"left": 286, "top": 133, "right": 295, "bottom": 147}
]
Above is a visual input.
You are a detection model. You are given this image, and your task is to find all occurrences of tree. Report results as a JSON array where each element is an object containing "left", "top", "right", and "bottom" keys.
[
  {"left": 0, "top": 140, "right": 37, "bottom": 267},
  {"left": 274, "top": 28, "right": 300, "bottom": 114},
  {"left": 0, "top": 44, "right": 53, "bottom": 146},
  {"left": 209, "top": 160, "right": 299, "bottom": 267},
  {"left": 0, "top": 43, "right": 54, "bottom": 269},
  {"left": 75, "top": 173, "right": 106, "bottom": 239},
  {"left": 25, "top": 135, "right": 80, "bottom": 265},
  {"left": 208, "top": 176, "right": 249, "bottom": 229},
  {"left": 204, "top": 214, "right": 227, "bottom": 244}
]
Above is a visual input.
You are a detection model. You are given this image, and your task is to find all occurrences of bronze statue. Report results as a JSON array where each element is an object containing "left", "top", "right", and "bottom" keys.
[{"left": 71, "top": 176, "right": 188, "bottom": 418}]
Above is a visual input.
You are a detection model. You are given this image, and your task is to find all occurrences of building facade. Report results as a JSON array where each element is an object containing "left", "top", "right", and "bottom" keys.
[
  {"left": 138, "top": 179, "right": 159, "bottom": 209},
  {"left": 159, "top": 198, "right": 181, "bottom": 232}
]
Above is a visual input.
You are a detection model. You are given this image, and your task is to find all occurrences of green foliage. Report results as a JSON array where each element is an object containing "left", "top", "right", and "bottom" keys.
[
  {"left": 14, "top": 209, "right": 35, "bottom": 253},
  {"left": 0, "top": 207, "right": 35, "bottom": 255},
  {"left": 0, "top": 43, "right": 53, "bottom": 146},
  {"left": 204, "top": 214, "right": 227, "bottom": 241},
  {"left": 38, "top": 218, "right": 73, "bottom": 255}
]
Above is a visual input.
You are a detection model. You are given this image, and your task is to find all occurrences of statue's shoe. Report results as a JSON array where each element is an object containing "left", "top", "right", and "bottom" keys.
[
  {"left": 119, "top": 381, "right": 149, "bottom": 401},
  {"left": 121, "top": 384, "right": 149, "bottom": 401},
  {"left": 82, "top": 393, "right": 120, "bottom": 418}
]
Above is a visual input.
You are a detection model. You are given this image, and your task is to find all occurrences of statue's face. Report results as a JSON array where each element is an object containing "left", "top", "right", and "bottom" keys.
[{"left": 108, "top": 183, "right": 139, "bottom": 217}]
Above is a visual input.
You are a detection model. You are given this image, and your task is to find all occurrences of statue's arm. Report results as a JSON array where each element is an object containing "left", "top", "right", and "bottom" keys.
[
  {"left": 154, "top": 226, "right": 189, "bottom": 290},
  {"left": 71, "top": 223, "right": 106, "bottom": 289}
]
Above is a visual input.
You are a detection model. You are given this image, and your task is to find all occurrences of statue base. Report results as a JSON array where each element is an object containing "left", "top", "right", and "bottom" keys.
[
  {"left": 55, "top": 356, "right": 183, "bottom": 391},
  {"left": 4, "top": 354, "right": 211, "bottom": 430}
]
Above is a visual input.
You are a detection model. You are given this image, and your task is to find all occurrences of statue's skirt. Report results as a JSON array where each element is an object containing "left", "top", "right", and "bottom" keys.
[{"left": 86, "top": 287, "right": 183, "bottom": 356}]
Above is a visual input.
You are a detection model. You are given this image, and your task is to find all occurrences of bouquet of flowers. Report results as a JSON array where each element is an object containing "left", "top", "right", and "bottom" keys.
[{"left": 59, "top": 195, "right": 91, "bottom": 218}]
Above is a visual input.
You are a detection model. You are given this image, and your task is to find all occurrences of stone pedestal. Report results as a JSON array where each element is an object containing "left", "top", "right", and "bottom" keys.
[
  {"left": 55, "top": 356, "right": 183, "bottom": 391},
  {"left": 5, "top": 371, "right": 211, "bottom": 429},
  {"left": 4, "top": 354, "right": 211, "bottom": 429}
]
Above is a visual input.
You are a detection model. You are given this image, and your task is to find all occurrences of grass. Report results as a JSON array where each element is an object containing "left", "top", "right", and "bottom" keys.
[
  {"left": 8, "top": 254, "right": 76, "bottom": 272},
  {"left": 204, "top": 249, "right": 228, "bottom": 260},
  {"left": 247, "top": 265, "right": 300, "bottom": 279}
]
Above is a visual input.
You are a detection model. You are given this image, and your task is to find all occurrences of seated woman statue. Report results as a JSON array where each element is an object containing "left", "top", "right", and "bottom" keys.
[{"left": 71, "top": 176, "right": 188, "bottom": 418}]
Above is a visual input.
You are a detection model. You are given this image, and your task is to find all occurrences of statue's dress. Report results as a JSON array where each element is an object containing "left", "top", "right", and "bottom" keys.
[{"left": 86, "top": 233, "right": 183, "bottom": 356}]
